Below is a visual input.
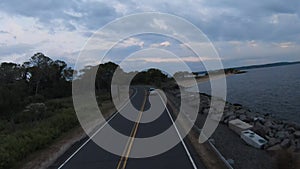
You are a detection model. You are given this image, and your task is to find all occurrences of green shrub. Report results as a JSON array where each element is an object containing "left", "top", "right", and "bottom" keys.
[
  {"left": 45, "top": 98, "right": 72, "bottom": 112},
  {"left": 24, "top": 95, "right": 45, "bottom": 104},
  {"left": 0, "top": 120, "right": 8, "bottom": 132},
  {"left": 0, "top": 99, "right": 78, "bottom": 169}
]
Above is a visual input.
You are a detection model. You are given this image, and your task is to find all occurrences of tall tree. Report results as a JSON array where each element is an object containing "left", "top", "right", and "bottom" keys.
[
  {"left": 0, "top": 62, "right": 28, "bottom": 122},
  {"left": 23, "top": 53, "right": 53, "bottom": 95},
  {"left": 0, "top": 63, "right": 23, "bottom": 84}
]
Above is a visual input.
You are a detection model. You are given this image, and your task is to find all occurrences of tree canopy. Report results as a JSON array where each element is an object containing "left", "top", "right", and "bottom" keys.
[{"left": 0, "top": 53, "right": 74, "bottom": 120}]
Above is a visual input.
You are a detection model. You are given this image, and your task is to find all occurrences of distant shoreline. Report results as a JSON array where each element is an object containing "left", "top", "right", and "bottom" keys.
[
  {"left": 232, "top": 60, "right": 300, "bottom": 71},
  {"left": 179, "top": 70, "right": 246, "bottom": 87}
]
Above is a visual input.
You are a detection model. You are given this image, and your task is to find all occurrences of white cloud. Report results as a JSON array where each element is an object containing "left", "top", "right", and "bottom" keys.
[
  {"left": 112, "top": 2, "right": 129, "bottom": 15},
  {"left": 248, "top": 40, "right": 257, "bottom": 47},
  {"left": 118, "top": 37, "right": 144, "bottom": 48},
  {"left": 159, "top": 41, "right": 171, "bottom": 47},
  {"left": 274, "top": 42, "right": 295, "bottom": 48},
  {"left": 150, "top": 18, "right": 168, "bottom": 30},
  {"left": 150, "top": 41, "right": 171, "bottom": 47},
  {"left": 127, "top": 56, "right": 216, "bottom": 63}
]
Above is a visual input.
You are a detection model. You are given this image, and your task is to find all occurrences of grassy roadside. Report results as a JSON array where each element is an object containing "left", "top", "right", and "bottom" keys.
[
  {"left": 0, "top": 92, "right": 117, "bottom": 169},
  {"left": 19, "top": 126, "right": 85, "bottom": 169},
  {"left": 0, "top": 97, "right": 78, "bottom": 169}
]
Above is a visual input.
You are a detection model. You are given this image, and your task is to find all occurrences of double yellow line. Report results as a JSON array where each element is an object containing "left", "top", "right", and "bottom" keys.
[{"left": 116, "top": 91, "right": 147, "bottom": 169}]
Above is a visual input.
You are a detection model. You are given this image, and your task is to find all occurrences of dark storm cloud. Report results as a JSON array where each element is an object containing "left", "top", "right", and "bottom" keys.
[
  {"left": 196, "top": 13, "right": 300, "bottom": 42},
  {"left": 0, "top": 0, "right": 299, "bottom": 67},
  {"left": 117, "top": 0, "right": 300, "bottom": 42},
  {"left": 0, "top": 0, "right": 118, "bottom": 31},
  {"left": 1, "top": 0, "right": 299, "bottom": 42},
  {"left": 193, "top": 0, "right": 300, "bottom": 41},
  {"left": 203, "top": 0, "right": 300, "bottom": 14}
]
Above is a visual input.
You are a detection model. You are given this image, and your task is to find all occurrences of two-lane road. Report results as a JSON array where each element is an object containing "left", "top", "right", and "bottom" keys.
[{"left": 49, "top": 87, "right": 205, "bottom": 169}]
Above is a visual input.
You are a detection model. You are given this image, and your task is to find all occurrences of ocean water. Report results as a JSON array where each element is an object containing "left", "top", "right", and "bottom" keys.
[{"left": 187, "top": 64, "right": 300, "bottom": 123}]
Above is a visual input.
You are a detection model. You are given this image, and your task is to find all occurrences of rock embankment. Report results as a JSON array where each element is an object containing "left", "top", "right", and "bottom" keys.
[
  {"left": 216, "top": 98, "right": 300, "bottom": 152},
  {"left": 168, "top": 88, "right": 300, "bottom": 153}
]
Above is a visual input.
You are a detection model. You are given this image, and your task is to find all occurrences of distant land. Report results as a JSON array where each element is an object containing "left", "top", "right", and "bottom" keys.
[
  {"left": 232, "top": 61, "right": 300, "bottom": 70},
  {"left": 195, "top": 61, "right": 300, "bottom": 75}
]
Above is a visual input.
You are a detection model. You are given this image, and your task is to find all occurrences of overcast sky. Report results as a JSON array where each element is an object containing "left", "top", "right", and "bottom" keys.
[{"left": 0, "top": 0, "right": 300, "bottom": 71}]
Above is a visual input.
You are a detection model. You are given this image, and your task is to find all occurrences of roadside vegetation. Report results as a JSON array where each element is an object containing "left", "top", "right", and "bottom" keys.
[
  {"left": 0, "top": 98, "right": 77, "bottom": 169},
  {"left": 0, "top": 52, "right": 172, "bottom": 169},
  {"left": 0, "top": 53, "right": 119, "bottom": 169},
  {"left": 0, "top": 53, "right": 77, "bottom": 169}
]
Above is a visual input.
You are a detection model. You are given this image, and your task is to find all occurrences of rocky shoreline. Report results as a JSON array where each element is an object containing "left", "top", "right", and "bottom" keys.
[
  {"left": 209, "top": 94, "right": 300, "bottom": 152},
  {"left": 167, "top": 86, "right": 300, "bottom": 169}
]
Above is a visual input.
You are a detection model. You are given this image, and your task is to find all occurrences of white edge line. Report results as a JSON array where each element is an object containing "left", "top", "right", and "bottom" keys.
[
  {"left": 58, "top": 88, "right": 137, "bottom": 169},
  {"left": 158, "top": 93, "right": 198, "bottom": 169}
]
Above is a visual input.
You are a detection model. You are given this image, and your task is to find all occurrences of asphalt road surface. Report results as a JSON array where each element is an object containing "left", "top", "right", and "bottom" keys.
[{"left": 49, "top": 86, "right": 205, "bottom": 169}]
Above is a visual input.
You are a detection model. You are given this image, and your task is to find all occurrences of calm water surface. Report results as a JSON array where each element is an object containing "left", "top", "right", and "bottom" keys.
[{"left": 187, "top": 64, "right": 300, "bottom": 123}]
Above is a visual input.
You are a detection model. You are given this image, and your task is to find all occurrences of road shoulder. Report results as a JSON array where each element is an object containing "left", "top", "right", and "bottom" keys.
[{"left": 166, "top": 92, "right": 229, "bottom": 169}]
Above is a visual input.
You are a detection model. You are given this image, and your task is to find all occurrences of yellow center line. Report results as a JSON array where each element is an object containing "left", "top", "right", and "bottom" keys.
[
  {"left": 116, "top": 91, "right": 147, "bottom": 169},
  {"left": 116, "top": 110, "right": 141, "bottom": 169}
]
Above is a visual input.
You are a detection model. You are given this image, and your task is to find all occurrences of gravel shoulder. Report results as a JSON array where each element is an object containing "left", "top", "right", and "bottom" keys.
[{"left": 193, "top": 102, "right": 275, "bottom": 169}]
